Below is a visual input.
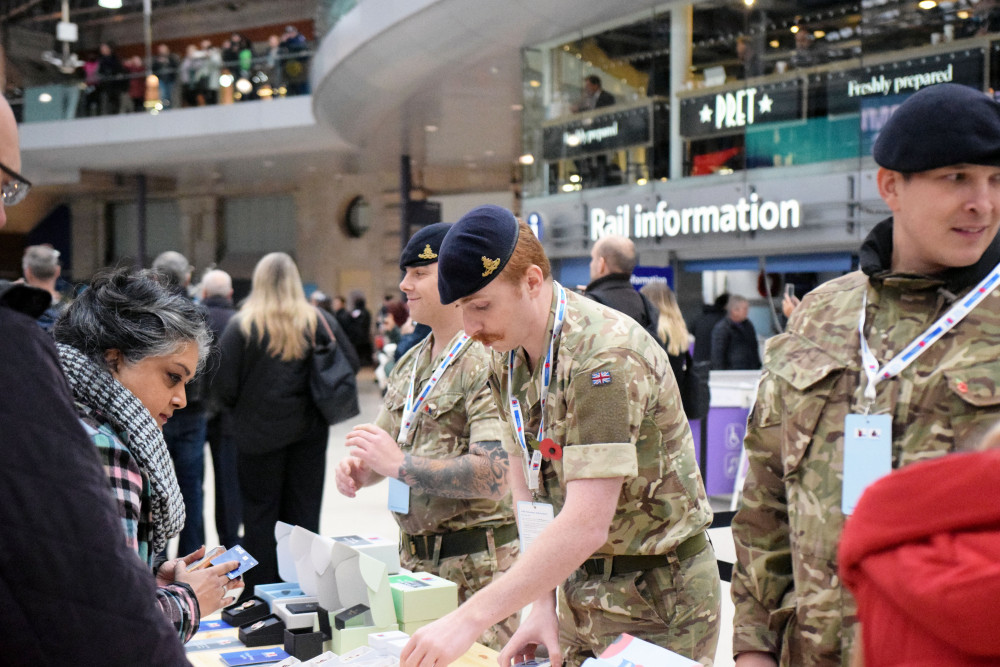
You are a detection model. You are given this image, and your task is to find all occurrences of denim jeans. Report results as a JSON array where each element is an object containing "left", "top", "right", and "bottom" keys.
[{"left": 162, "top": 409, "right": 207, "bottom": 557}]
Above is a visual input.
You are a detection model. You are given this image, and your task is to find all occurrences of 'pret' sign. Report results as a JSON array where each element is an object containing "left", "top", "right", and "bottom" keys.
[
  {"left": 680, "top": 80, "right": 802, "bottom": 139},
  {"left": 590, "top": 194, "right": 801, "bottom": 241}
]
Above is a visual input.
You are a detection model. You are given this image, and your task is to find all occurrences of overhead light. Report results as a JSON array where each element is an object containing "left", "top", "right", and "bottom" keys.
[
  {"left": 813, "top": 30, "right": 826, "bottom": 38},
  {"left": 743, "top": 0, "right": 754, "bottom": 6},
  {"left": 561, "top": 183, "right": 576, "bottom": 192},
  {"left": 569, "top": 174, "right": 581, "bottom": 183},
  {"left": 98, "top": 0, "right": 122, "bottom": 8},
  {"left": 518, "top": 154, "right": 535, "bottom": 165},
  {"left": 790, "top": 25, "right": 800, "bottom": 34},
  {"left": 38, "top": 92, "right": 53, "bottom": 103},
  {"left": 637, "top": 178, "right": 648, "bottom": 186},
  {"left": 958, "top": 9, "right": 970, "bottom": 18},
  {"left": 769, "top": 40, "right": 780, "bottom": 48},
  {"left": 424, "top": 125, "right": 438, "bottom": 132},
  {"left": 918, "top": 0, "right": 937, "bottom": 8},
  {"left": 511, "top": 103, "right": 523, "bottom": 111},
  {"left": 219, "top": 73, "right": 234, "bottom": 87},
  {"left": 529, "top": 80, "right": 541, "bottom": 88},
  {"left": 235, "top": 77, "right": 253, "bottom": 94}
]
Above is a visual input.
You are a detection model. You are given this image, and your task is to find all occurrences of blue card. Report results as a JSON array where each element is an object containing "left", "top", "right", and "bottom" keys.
[
  {"left": 211, "top": 545, "right": 259, "bottom": 580},
  {"left": 842, "top": 413, "right": 893, "bottom": 515},
  {"left": 219, "top": 648, "right": 291, "bottom": 666},
  {"left": 185, "top": 636, "right": 241, "bottom": 652},
  {"left": 198, "top": 619, "right": 235, "bottom": 632},
  {"left": 388, "top": 478, "right": 410, "bottom": 514}
]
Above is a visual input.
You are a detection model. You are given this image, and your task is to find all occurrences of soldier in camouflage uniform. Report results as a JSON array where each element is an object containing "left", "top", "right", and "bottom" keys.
[
  {"left": 732, "top": 83, "right": 1000, "bottom": 667},
  {"left": 399, "top": 205, "right": 719, "bottom": 667},
  {"left": 336, "top": 223, "right": 518, "bottom": 649}
]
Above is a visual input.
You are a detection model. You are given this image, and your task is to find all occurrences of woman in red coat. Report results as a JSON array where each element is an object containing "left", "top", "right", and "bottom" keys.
[{"left": 838, "top": 446, "right": 1000, "bottom": 666}]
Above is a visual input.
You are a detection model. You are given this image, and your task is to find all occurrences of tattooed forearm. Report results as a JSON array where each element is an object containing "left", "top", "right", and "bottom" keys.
[{"left": 397, "top": 440, "right": 509, "bottom": 500}]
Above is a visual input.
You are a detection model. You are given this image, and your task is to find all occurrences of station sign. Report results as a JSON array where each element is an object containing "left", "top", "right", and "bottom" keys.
[{"left": 680, "top": 79, "right": 802, "bottom": 139}]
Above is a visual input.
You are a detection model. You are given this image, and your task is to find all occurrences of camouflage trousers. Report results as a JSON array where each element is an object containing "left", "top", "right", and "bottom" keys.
[
  {"left": 557, "top": 541, "right": 721, "bottom": 667},
  {"left": 400, "top": 535, "right": 519, "bottom": 651}
]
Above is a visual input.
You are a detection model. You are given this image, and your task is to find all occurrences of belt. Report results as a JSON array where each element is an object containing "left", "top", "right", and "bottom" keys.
[
  {"left": 402, "top": 523, "right": 519, "bottom": 561},
  {"left": 580, "top": 532, "right": 708, "bottom": 578}
]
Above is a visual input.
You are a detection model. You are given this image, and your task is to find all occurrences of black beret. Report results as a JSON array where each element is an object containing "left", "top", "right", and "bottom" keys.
[
  {"left": 437, "top": 205, "right": 520, "bottom": 305},
  {"left": 399, "top": 222, "right": 452, "bottom": 270},
  {"left": 873, "top": 83, "right": 1000, "bottom": 172}
]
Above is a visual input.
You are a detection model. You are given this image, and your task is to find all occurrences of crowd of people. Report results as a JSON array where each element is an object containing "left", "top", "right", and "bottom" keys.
[
  {"left": 77, "top": 26, "right": 310, "bottom": 117},
  {"left": 9, "top": 81, "right": 1000, "bottom": 667}
]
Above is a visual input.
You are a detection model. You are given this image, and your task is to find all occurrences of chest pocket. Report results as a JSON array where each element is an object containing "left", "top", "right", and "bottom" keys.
[
  {"left": 942, "top": 362, "right": 1000, "bottom": 450},
  {"left": 764, "top": 333, "right": 852, "bottom": 477}
]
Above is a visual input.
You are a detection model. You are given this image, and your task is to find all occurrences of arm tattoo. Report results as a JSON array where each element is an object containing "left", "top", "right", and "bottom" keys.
[{"left": 397, "top": 440, "right": 509, "bottom": 500}]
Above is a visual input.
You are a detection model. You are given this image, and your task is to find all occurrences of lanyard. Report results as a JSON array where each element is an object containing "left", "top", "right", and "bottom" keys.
[
  {"left": 397, "top": 332, "right": 472, "bottom": 444},
  {"left": 858, "top": 264, "right": 1000, "bottom": 407},
  {"left": 507, "top": 283, "right": 567, "bottom": 490}
]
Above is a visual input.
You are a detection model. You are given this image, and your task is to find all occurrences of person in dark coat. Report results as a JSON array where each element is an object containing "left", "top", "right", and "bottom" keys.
[
  {"left": 710, "top": 294, "right": 762, "bottom": 370},
  {"left": 200, "top": 269, "right": 242, "bottom": 548},
  {"left": 583, "top": 234, "right": 658, "bottom": 335},
  {"left": 0, "top": 92, "right": 189, "bottom": 664},
  {"left": 214, "top": 253, "right": 359, "bottom": 591},
  {"left": 344, "top": 289, "right": 374, "bottom": 367},
  {"left": 691, "top": 293, "right": 729, "bottom": 363}
]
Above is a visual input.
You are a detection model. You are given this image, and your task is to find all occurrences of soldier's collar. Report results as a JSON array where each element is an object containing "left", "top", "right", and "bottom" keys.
[{"left": 860, "top": 217, "right": 1000, "bottom": 293}]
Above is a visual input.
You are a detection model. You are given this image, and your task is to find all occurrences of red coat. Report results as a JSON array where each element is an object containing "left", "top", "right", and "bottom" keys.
[{"left": 838, "top": 449, "right": 1000, "bottom": 666}]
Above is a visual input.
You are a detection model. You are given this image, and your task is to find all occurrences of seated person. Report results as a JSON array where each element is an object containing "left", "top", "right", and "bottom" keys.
[{"left": 53, "top": 267, "right": 239, "bottom": 643}]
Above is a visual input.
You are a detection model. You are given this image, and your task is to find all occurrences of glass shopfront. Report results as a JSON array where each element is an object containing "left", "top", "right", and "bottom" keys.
[{"left": 519, "top": 0, "right": 1000, "bottom": 197}]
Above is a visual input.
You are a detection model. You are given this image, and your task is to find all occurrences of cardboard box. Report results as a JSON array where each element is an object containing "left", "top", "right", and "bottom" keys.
[
  {"left": 254, "top": 582, "right": 307, "bottom": 610},
  {"left": 331, "top": 535, "right": 401, "bottom": 575},
  {"left": 275, "top": 521, "right": 298, "bottom": 583},
  {"left": 288, "top": 526, "right": 399, "bottom": 655},
  {"left": 367, "top": 629, "right": 408, "bottom": 651},
  {"left": 274, "top": 597, "right": 321, "bottom": 630},
  {"left": 398, "top": 618, "right": 434, "bottom": 634},
  {"left": 388, "top": 572, "right": 457, "bottom": 623}
]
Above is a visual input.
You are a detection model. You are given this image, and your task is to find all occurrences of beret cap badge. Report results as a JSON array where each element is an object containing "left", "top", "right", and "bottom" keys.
[
  {"left": 481, "top": 256, "right": 501, "bottom": 277},
  {"left": 418, "top": 244, "right": 438, "bottom": 260}
]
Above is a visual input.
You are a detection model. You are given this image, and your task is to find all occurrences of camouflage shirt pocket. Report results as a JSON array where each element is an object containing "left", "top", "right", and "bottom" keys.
[
  {"left": 942, "top": 362, "right": 1000, "bottom": 450},
  {"left": 421, "top": 391, "right": 463, "bottom": 420},
  {"left": 767, "top": 334, "right": 851, "bottom": 477}
]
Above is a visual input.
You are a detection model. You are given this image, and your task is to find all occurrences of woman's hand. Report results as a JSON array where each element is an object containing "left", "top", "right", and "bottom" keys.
[{"left": 175, "top": 561, "right": 241, "bottom": 617}]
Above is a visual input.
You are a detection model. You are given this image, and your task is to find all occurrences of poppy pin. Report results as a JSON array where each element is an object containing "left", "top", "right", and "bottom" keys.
[
  {"left": 957, "top": 381, "right": 969, "bottom": 394},
  {"left": 539, "top": 438, "right": 562, "bottom": 460}
]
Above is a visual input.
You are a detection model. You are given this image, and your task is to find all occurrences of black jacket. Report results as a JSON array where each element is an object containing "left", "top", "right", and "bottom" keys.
[
  {"left": 214, "top": 309, "right": 359, "bottom": 455},
  {"left": 584, "top": 273, "right": 658, "bottom": 332},
  {"left": 0, "top": 284, "right": 187, "bottom": 665},
  {"left": 691, "top": 305, "right": 726, "bottom": 362},
  {"left": 710, "top": 316, "right": 762, "bottom": 370}
]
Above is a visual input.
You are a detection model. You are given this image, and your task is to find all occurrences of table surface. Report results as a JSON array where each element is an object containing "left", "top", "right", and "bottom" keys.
[{"left": 184, "top": 619, "right": 498, "bottom": 667}]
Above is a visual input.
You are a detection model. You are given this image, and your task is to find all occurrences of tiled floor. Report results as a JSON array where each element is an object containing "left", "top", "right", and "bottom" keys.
[{"left": 194, "top": 369, "right": 737, "bottom": 667}]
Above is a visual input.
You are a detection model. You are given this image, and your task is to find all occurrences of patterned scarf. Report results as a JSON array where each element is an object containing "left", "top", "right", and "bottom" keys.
[{"left": 57, "top": 343, "right": 185, "bottom": 555}]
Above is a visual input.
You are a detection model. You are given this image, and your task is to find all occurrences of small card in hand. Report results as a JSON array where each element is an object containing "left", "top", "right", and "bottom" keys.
[{"left": 211, "top": 545, "right": 258, "bottom": 580}]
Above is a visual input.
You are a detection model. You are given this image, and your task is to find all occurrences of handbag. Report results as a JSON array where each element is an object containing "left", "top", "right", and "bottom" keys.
[
  {"left": 679, "top": 351, "right": 711, "bottom": 421},
  {"left": 309, "top": 310, "right": 360, "bottom": 426}
]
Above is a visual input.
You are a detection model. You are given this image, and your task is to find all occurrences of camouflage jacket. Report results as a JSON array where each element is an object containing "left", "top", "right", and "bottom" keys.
[
  {"left": 375, "top": 331, "right": 513, "bottom": 536},
  {"left": 732, "top": 221, "right": 1000, "bottom": 665},
  {"left": 491, "top": 286, "right": 712, "bottom": 556}
]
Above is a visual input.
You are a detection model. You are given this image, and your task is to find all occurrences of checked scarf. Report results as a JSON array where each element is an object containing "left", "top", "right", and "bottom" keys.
[{"left": 57, "top": 343, "right": 185, "bottom": 555}]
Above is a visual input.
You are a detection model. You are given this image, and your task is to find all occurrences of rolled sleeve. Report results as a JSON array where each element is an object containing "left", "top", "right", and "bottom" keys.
[{"left": 562, "top": 442, "right": 637, "bottom": 481}]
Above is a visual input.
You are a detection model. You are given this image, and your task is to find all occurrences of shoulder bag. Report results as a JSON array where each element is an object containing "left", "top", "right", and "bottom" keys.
[{"left": 309, "top": 310, "right": 360, "bottom": 425}]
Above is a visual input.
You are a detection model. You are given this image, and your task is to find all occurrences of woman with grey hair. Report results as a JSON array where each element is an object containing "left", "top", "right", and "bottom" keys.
[{"left": 53, "top": 267, "right": 239, "bottom": 643}]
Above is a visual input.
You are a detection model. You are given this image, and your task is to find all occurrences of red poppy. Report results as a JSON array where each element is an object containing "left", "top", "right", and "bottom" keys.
[{"left": 539, "top": 438, "right": 562, "bottom": 461}]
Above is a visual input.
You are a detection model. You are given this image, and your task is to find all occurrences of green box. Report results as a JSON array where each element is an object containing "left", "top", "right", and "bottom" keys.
[{"left": 388, "top": 572, "right": 458, "bottom": 623}]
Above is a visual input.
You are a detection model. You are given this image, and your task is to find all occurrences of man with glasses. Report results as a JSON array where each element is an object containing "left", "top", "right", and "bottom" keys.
[{"left": 0, "top": 97, "right": 189, "bottom": 663}]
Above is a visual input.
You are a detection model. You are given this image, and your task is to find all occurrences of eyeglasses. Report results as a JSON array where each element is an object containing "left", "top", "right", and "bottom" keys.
[{"left": 0, "top": 161, "right": 31, "bottom": 207}]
